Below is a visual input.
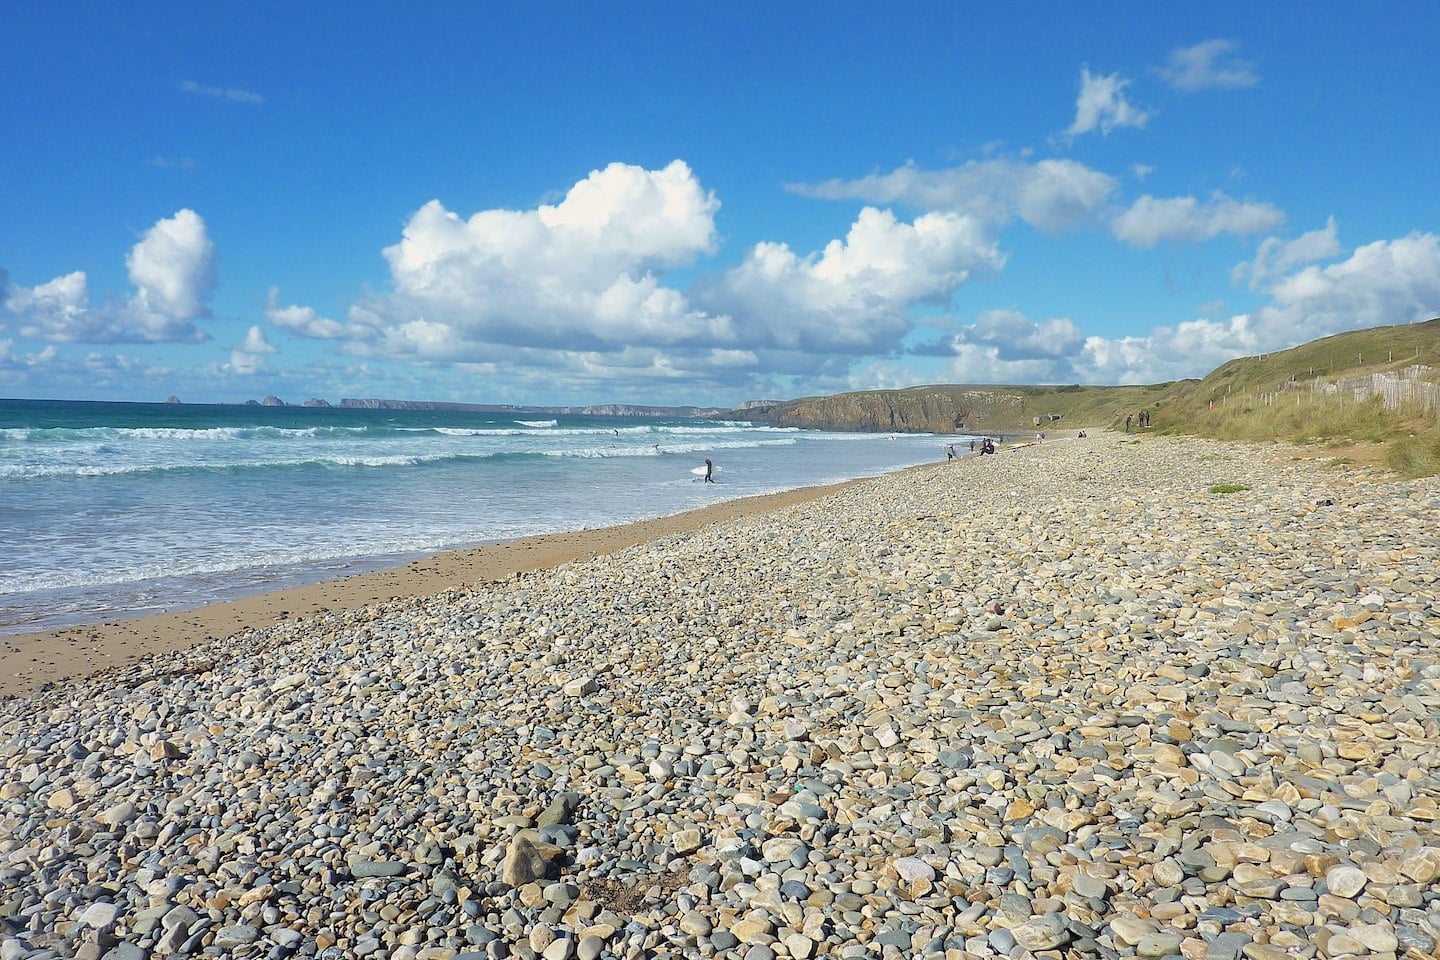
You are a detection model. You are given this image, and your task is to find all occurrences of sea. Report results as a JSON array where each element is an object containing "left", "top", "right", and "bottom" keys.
[{"left": 0, "top": 398, "right": 958, "bottom": 636}]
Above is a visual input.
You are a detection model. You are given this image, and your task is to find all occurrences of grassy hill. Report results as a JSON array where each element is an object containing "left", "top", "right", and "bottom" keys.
[
  {"left": 724, "top": 318, "right": 1440, "bottom": 475},
  {"left": 1154, "top": 318, "right": 1440, "bottom": 476}
]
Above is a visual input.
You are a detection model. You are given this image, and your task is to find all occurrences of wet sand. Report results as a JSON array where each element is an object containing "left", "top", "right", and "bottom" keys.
[{"left": 0, "top": 475, "right": 891, "bottom": 698}]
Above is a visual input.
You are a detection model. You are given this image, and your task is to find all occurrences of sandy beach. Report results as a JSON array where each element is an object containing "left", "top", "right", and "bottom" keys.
[
  {"left": 3, "top": 433, "right": 1438, "bottom": 960},
  {"left": 0, "top": 478, "right": 876, "bottom": 700}
]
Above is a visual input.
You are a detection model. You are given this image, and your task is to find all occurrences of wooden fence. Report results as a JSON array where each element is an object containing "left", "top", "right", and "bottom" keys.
[{"left": 1309, "top": 364, "right": 1440, "bottom": 416}]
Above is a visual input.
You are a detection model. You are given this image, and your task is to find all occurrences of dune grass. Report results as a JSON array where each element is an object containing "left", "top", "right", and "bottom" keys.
[
  {"left": 1157, "top": 390, "right": 1440, "bottom": 478},
  {"left": 1386, "top": 432, "right": 1440, "bottom": 478}
]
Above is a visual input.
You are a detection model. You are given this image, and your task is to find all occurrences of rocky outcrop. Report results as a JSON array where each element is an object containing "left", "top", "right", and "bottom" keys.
[
  {"left": 302, "top": 398, "right": 332, "bottom": 408},
  {"left": 165, "top": 395, "right": 182, "bottom": 404},
  {"left": 725, "top": 388, "right": 1030, "bottom": 434},
  {"left": 261, "top": 396, "right": 285, "bottom": 406},
  {"left": 766, "top": 392, "right": 967, "bottom": 433}
]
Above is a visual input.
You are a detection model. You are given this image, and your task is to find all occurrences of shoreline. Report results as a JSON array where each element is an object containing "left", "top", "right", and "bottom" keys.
[
  {"left": 4, "top": 433, "right": 1438, "bottom": 959},
  {"left": 0, "top": 465, "right": 948, "bottom": 699}
]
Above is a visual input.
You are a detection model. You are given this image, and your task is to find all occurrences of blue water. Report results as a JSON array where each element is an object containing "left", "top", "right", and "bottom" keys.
[{"left": 0, "top": 398, "right": 957, "bottom": 634}]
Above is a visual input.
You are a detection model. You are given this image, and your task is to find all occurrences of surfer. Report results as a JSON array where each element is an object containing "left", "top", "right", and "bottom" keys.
[{"left": 704, "top": 458, "right": 715, "bottom": 483}]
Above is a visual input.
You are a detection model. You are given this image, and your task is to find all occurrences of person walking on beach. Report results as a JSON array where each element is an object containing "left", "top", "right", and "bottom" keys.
[
  {"left": 947, "top": 444, "right": 957, "bottom": 462},
  {"left": 704, "top": 458, "right": 716, "bottom": 483},
  {"left": 1125, "top": 414, "right": 1133, "bottom": 433}
]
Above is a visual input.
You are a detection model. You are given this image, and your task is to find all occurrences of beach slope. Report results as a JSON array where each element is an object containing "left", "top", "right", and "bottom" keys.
[{"left": 2, "top": 435, "right": 1439, "bottom": 959}]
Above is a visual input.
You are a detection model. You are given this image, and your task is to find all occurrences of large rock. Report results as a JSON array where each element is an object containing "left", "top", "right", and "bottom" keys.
[{"left": 502, "top": 834, "right": 563, "bottom": 886}]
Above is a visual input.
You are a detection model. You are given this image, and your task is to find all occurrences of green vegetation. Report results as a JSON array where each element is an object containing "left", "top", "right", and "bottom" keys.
[
  {"left": 1208, "top": 483, "right": 1251, "bottom": 494},
  {"left": 1153, "top": 319, "right": 1440, "bottom": 477},
  {"left": 1386, "top": 432, "right": 1440, "bottom": 478},
  {"left": 734, "top": 318, "right": 1440, "bottom": 476}
]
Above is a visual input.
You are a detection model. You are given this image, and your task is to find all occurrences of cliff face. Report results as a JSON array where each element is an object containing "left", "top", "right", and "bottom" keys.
[{"left": 754, "top": 389, "right": 1029, "bottom": 434}]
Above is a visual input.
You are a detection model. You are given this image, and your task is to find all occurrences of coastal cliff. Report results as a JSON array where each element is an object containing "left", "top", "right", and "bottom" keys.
[{"left": 723, "top": 387, "right": 1030, "bottom": 433}]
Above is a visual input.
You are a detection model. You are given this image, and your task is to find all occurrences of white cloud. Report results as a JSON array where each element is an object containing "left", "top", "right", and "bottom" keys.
[
  {"left": 1231, "top": 217, "right": 1341, "bottom": 290},
  {"left": 791, "top": 158, "right": 1117, "bottom": 233},
  {"left": 180, "top": 79, "right": 264, "bottom": 104},
  {"left": 857, "top": 232, "right": 1439, "bottom": 390},
  {"left": 230, "top": 325, "right": 277, "bottom": 375},
  {"left": 1157, "top": 40, "right": 1258, "bottom": 92},
  {"left": 1073, "top": 314, "right": 1260, "bottom": 384},
  {"left": 944, "top": 341, "right": 1065, "bottom": 385},
  {"left": 353, "top": 162, "right": 1005, "bottom": 388},
  {"left": 792, "top": 158, "right": 1289, "bottom": 256},
  {"left": 968, "top": 309, "right": 1086, "bottom": 360},
  {"left": 1253, "top": 232, "right": 1440, "bottom": 342},
  {"left": 1028, "top": 232, "right": 1440, "bottom": 385},
  {"left": 1112, "top": 193, "right": 1285, "bottom": 246},
  {"left": 695, "top": 206, "right": 1003, "bottom": 356},
  {"left": 126, "top": 209, "right": 216, "bottom": 331},
  {"left": 6, "top": 271, "right": 90, "bottom": 338},
  {"left": 371, "top": 160, "right": 727, "bottom": 357},
  {"left": 3, "top": 209, "right": 216, "bottom": 343},
  {"left": 265, "top": 287, "right": 353, "bottom": 339},
  {"left": 1066, "top": 67, "right": 1152, "bottom": 138},
  {"left": 148, "top": 155, "right": 198, "bottom": 171}
]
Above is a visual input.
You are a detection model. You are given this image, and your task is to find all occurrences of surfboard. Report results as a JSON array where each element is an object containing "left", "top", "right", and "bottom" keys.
[{"left": 690, "top": 464, "right": 723, "bottom": 476}]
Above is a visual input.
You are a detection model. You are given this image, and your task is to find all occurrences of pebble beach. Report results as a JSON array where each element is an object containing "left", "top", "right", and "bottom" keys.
[{"left": 3, "top": 433, "right": 1439, "bottom": 960}]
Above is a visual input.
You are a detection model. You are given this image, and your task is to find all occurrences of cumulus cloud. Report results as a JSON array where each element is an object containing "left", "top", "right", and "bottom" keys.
[
  {"left": 1231, "top": 218, "right": 1341, "bottom": 290},
  {"left": 5, "top": 271, "right": 90, "bottom": 338},
  {"left": 694, "top": 206, "right": 1003, "bottom": 356},
  {"left": 1066, "top": 67, "right": 1152, "bottom": 138},
  {"left": 873, "top": 230, "right": 1440, "bottom": 389},
  {"left": 349, "top": 161, "right": 1004, "bottom": 388},
  {"left": 180, "top": 79, "right": 264, "bottom": 104},
  {"left": 792, "top": 159, "right": 1289, "bottom": 255},
  {"left": 791, "top": 158, "right": 1118, "bottom": 233},
  {"left": 0, "top": 339, "right": 57, "bottom": 378},
  {"left": 945, "top": 341, "right": 1069, "bottom": 385},
  {"left": 368, "top": 160, "right": 727, "bottom": 359},
  {"left": 1111, "top": 193, "right": 1285, "bottom": 246},
  {"left": 230, "top": 325, "right": 277, "bottom": 374},
  {"left": 1252, "top": 232, "right": 1440, "bottom": 343},
  {"left": 126, "top": 209, "right": 216, "bottom": 330},
  {"left": 1072, "top": 314, "right": 1260, "bottom": 384},
  {"left": 3, "top": 209, "right": 216, "bottom": 343},
  {"left": 967, "top": 309, "right": 1086, "bottom": 360},
  {"left": 1157, "top": 40, "right": 1258, "bottom": 92},
  {"left": 1025, "top": 232, "right": 1440, "bottom": 384},
  {"left": 265, "top": 287, "right": 355, "bottom": 339}
]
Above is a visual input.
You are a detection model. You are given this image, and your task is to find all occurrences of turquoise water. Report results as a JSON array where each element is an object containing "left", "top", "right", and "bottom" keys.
[{"left": 0, "top": 399, "right": 956, "bottom": 634}]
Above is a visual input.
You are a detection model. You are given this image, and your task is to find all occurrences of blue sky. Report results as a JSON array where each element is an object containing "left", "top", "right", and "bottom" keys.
[{"left": 4, "top": 3, "right": 1439, "bottom": 406}]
